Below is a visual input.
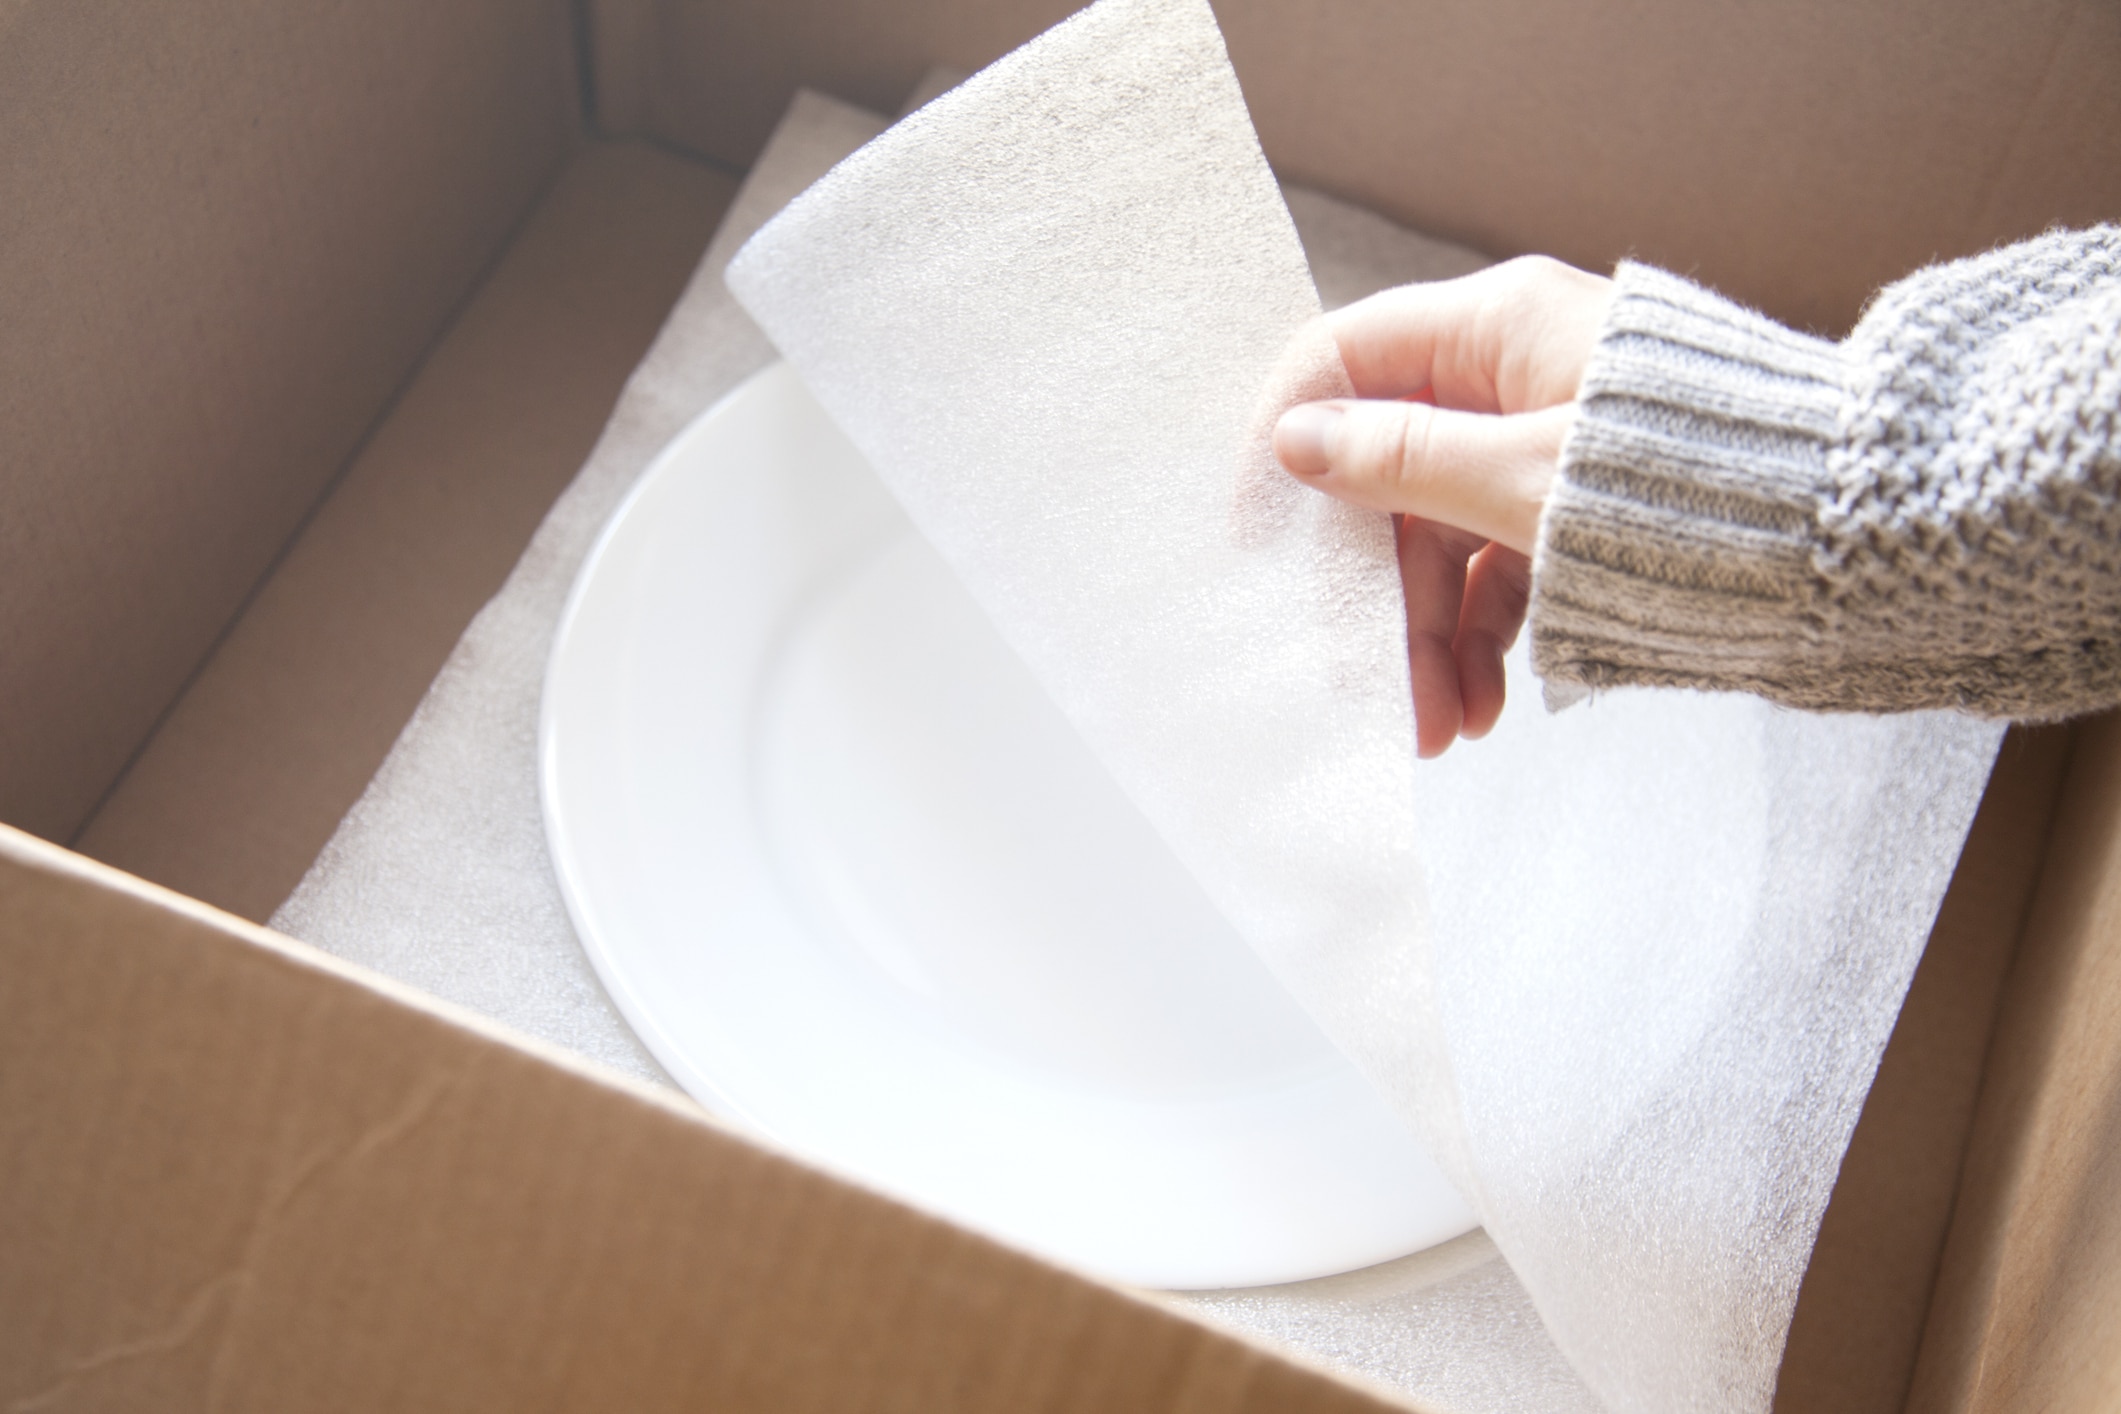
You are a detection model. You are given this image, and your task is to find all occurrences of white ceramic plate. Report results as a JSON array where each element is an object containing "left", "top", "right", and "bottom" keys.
[{"left": 541, "top": 361, "right": 1475, "bottom": 1288}]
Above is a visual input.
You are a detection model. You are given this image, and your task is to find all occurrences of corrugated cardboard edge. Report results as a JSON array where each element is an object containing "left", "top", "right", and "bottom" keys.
[{"left": 0, "top": 822, "right": 1429, "bottom": 1412}]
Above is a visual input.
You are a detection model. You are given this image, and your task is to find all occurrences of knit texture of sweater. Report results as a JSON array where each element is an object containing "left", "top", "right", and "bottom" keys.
[{"left": 1530, "top": 226, "right": 2121, "bottom": 717}]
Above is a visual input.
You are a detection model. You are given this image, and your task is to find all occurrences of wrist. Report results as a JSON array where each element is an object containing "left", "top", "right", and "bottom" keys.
[{"left": 1528, "top": 263, "right": 1850, "bottom": 700}]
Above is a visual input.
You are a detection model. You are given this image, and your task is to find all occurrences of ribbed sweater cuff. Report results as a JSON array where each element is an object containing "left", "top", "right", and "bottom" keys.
[{"left": 1529, "top": 263, "right": 1849, "bottom": 698}]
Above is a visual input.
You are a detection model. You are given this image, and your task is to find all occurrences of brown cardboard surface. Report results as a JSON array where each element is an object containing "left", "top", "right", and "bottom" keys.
[
  {"left": 73, "top": 141, "right": 740, "bottom": 924},
  {"left": 1775, "top": 726, "right": 2076, "bottom": 1414},
  {"left": 0, "top": 0, "right": 579, "bottom": 845},
  {"left": 0, "top": 824, "right": 1419, "bottom": 1414},
  {"left": 8, "top": 1, "right": 2121, "bottom": 1405},
  {"left": 589, "top": 0, "right": 2121, "bottom": 335},
  {"left": 1907, "top": 711, "right": 2121, "bottom": 1413}
]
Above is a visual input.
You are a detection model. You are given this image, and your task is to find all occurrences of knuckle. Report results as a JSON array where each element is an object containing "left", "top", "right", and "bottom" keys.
[
  {"left": 1487, "top": 254, "right": 1565, "bottom": 301},
  {"left": 1495, "top": 255, "right": 1568, "bottom": 316},
  {"left": 1386, "top": 403, "right": 1438, "bottom": 497}
]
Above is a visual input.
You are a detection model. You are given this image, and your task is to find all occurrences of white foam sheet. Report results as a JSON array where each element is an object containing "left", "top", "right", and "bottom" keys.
[
  {"left": 726, "top": 0, "right": 1450, "bottom": 1170},
  {"left": 724, "top": 2, "right": 2003, "bottom": 1410},
  {"left": 1411, "top": 651, "right": 1996, "bottom": 1412}
]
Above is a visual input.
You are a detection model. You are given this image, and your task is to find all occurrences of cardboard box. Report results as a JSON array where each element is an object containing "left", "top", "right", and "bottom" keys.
[{"left": 3, "top": 1, "right": 2118, "bottom": 1408}]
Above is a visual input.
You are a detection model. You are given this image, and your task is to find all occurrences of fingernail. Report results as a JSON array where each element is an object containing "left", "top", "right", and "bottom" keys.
[{"left": 1275, "top": 403, "right": 1342, "bottom": 476}]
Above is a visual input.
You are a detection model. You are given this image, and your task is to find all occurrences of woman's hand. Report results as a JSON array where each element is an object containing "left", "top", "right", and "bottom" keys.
[{"left": 1272, "top": 256, "right": 1615, "bottom": 756}]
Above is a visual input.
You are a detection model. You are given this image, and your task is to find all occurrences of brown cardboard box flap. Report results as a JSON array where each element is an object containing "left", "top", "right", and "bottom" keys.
[
  {"left": 0, "top": 824, "right": 1417, "bottom": 1413},
  {"left": 1908, "top": 714, "right": 2121, "bottom": 1411}
]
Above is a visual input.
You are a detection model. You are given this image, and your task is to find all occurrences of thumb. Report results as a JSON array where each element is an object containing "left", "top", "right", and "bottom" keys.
[{"left": 1275, "top": 398, "right": 1566, "bottom": 555}]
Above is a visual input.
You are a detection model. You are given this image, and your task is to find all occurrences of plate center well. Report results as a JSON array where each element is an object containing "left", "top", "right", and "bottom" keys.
[{"left": 751, "top": 530, "right": 1336, "bottom": 1099}]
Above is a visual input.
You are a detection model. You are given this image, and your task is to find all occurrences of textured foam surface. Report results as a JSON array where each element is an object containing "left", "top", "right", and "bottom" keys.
[
  {"left": 727, "top": 0, "right": 1447, "bottom": 1160},
  {"left": 724, "top": 2, "right": 2002, "bottom": 1410},
  {"left": 1411, "top": 651, "right": 1996, "bottom": 1412}
]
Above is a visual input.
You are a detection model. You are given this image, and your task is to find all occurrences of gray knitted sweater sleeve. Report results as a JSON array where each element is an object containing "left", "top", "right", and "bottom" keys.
[{"left": 1529, "top": 225, "right": 2121, "bottom": 718}]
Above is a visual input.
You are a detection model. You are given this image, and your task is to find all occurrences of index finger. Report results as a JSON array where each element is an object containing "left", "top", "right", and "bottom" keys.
[{"left": 1322, "top": 273, "right": 1500, "bottom": 411}]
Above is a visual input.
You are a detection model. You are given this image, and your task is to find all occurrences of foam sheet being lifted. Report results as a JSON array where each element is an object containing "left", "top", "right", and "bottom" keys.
[
  {"left": 725, "top": 1, "right": 2002, "bottom": 1410},
  {"left": 731, "top": 0, "right": 1445, "bottom": 1135}
]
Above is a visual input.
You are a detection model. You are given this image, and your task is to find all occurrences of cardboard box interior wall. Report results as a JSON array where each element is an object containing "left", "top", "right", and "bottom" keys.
[{"left": 2, "top": 0, "right": 2118, "bottom": 1408}]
